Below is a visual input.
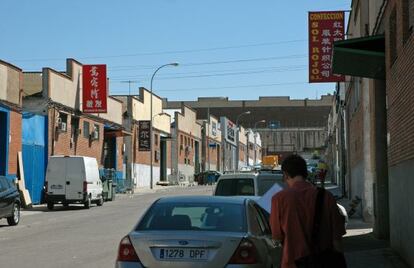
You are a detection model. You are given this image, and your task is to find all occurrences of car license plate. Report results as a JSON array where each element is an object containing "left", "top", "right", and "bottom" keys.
[{"left": 158, "top": 248, "right": 208, "bottom": 260}]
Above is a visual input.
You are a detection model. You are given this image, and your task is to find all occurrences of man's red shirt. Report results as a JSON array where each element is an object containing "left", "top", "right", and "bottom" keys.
[{"left": 270, "top": 180, "right": 346, "bottom": 268}]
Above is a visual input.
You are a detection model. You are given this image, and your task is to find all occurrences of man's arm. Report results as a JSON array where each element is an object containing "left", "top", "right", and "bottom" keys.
[{"left": 270, "top": 195, "right": 284, "bottom": 241}]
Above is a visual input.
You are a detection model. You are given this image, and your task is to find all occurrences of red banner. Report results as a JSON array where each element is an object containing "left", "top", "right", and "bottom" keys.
[
  {"left": 309, "top": 11, "right": 345, "bottom": 83},
  {"left": 82, "top": 64, "right": 107, "bottom": 113}
]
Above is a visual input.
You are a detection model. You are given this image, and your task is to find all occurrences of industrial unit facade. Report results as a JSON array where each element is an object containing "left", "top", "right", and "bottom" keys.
[
  {"left": 0, "top": 60, "right": 23, "bottom": 182},
  {"left": 329, "top": 0, "right": 414, "bottom": 266}
]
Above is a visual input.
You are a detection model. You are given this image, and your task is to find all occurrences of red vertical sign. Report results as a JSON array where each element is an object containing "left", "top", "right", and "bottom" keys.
[
  {"left": 82, "top": 64, "right": 107, "bottom": 113},
  {"left": 309, "top": 11, "right": 345, "bottom": 83}
]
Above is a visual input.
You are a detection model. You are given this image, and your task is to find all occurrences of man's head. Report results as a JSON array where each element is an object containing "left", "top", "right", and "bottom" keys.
[{"left": 281, "top": 154, "right": 308, "bottom": 187}]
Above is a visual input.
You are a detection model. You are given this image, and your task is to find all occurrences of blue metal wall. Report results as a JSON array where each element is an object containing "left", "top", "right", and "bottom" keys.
[{"left": 22, "top": 113, "right": 47, "bottom": 204}]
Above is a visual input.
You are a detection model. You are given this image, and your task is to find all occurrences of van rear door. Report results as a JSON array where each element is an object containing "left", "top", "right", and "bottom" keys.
[
  {"left": 65, "top": 157, "right": 85, "bottom": 201},
  {"left": 46, "top": 157, "right": 66, "bottom": 196}
]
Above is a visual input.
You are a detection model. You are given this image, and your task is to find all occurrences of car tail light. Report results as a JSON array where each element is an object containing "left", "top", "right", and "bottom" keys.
[
  {"left": 83, "top": 181, "right": 87, "bottom": 193},
  {"left": 228, "top": 238, "right": 258, "bottom": 264},
  {"left": 117, "top": 236, "right": 140, "bottom": 262}
]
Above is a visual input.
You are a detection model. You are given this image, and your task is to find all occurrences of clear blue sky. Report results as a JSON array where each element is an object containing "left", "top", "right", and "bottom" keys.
[{"left": 1, "top": 0, "right": 351, "bottom": 101}]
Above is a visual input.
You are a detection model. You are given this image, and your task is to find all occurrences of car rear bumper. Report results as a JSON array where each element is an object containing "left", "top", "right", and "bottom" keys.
[
  {"left": 115, "top": 261, "right": 144, "bottom": 268},
  {"left": 45, "top": 194, "right": 88, "bottom": 203}
]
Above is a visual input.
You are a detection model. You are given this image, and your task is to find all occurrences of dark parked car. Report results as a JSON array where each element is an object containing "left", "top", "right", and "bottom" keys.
[{"left": 0, "top": 176, "right": 21, "bottom": 226}]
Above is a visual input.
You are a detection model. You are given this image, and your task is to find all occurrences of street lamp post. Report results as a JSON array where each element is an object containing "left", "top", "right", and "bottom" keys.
[
  {"left": 149, "top": 63, "right": 178, "bottom": 189},
  {"left": 235, "top": 111, "right": 251, "bottom": 171},
  {"left": 253, "top": 120, "right": 266, "bottom": 165}
]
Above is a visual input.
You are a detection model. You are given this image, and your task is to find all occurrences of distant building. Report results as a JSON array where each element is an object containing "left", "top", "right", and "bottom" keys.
[{"left": 163, "top": 95, "right": 333, "bottom": 161}]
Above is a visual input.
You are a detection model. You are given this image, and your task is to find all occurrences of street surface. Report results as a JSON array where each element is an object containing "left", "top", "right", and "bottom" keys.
[{"left": 0, "top": 186, "right": 212, "bottom": 268}]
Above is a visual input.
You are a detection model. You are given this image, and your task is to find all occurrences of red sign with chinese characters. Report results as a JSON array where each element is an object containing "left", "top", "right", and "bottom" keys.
[
  {"left": 309, "top": 11, "right": 345, "bottom": 83},
  {"left": 82, "top": 64, "right": 107, "bottom": 113}
]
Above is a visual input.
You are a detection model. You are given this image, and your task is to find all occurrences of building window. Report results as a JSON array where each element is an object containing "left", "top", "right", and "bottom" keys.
[
  {"left": 93, "top": 124, "right": 100, "bottom": 140},
  {"left": 191, "top": 139, "right": 194, "bottom": 148},
  {"left": 83, "top": 121, "right": 90, "bottom": 138},
  {"left": 389, "top": 8, "right": 397, "bottom": 64},
  {"left": 57, "top": 112, "right": 68, "bottom": 132},
  {"left": 180, "top": 135, "right": 183, "bottom": 146}
]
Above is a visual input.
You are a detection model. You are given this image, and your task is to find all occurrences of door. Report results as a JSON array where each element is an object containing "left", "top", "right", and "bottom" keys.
[
  {"left": 22, "top": 113, "right": 47, "bottom": 204},
  {"left": 160, "top": 138, "right": 167, "bottom": 181},
  {"left": 65, "top": 158, "right": 85, "bottom": 200},
  {"left": 0, "top": 111, "right": 7, "bottom": 176},
  {"left": 251, "top": 203, "right": 282, "bottom": 266}
]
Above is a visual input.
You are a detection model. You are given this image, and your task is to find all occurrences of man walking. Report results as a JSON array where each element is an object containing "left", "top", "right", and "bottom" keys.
[{"left": 270, "top": 154, "right": 346, "bottom": 268}]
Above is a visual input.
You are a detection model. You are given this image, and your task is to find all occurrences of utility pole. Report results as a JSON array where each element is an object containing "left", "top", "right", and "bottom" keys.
[
  {"left": 119, "top": 80, "right": 139, "bottom": 95},
  {"left": 207, "top": 107, "right": 210, "bottom": 171}
]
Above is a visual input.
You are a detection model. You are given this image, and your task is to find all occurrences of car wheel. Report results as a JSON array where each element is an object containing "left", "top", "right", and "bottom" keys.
[
  {"left": 47, "top": 202, "right": 54, "bottom": 210},
  {"left": 97, "top": 197, "right": 103, "bottom": 206},
  {"left": 7, "top": 203, "right": 20, "bottom": 226},
  {"left": 84, "top": 196, "right": 91, "bottom": 209},
  {"left": 63, "top": 202, "right": 69, "bottom": 208}
]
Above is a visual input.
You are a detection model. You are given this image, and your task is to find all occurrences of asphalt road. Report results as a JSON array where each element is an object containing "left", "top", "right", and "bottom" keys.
[{"left": 0, "top": 186, "right": 212, "bottom": 268}]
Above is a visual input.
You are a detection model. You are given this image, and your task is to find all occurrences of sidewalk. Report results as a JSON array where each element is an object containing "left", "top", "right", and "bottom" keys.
[{"left": 325, "top": 184, "right": 409, "bottom": 268}]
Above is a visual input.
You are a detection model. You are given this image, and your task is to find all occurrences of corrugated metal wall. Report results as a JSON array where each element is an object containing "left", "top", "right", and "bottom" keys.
[{"left": 22, "top": 113, "right": 47, "bottom": 204}]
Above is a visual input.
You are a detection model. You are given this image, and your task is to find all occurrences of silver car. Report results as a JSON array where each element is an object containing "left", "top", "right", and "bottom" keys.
[{"left": 116, "top": 196, "right": 281, "bottom": 268}]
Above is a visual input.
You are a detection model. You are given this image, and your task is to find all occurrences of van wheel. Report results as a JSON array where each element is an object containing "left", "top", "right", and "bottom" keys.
[
  {"left": 84, "top": 196, "right": 91, "bottom": 209},
  {"left": 47, "top": 202, "right": 54, "bottom": 210},
  {"left": 7, "top": 203, "right": 20, "bottom": 226},
  {"left": 97, "top": 197, "right": 103, "bottom": 206}
]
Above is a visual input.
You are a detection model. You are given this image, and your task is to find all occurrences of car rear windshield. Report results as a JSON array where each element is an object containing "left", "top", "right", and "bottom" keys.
[
  {"left": 257, "top": 178, "right": 284, "bottom": 195},
  {"left": 136, "top": 202, "right": 246, "bottom": 232},
  {"left": 215, "top": 178, "right": 255, "bottom": 196}
]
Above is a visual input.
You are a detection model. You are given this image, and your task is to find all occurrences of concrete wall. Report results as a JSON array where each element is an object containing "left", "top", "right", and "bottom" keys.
[
  {"left": 23, "top": 72, "right": 42, "bottom": 96},
  {"left": 132, "top": 88, "right": 171, "bottom": 134},
  {"left": 46, "top": 59, "right": 82, "bottom": 110},
  {"left": 389, "top": 159, "right": 414, "bottom": 267},
  {"left": 0, "top": 61, "right": 22, "bottom": 106},
  {"left": 176, "top": 106, "right": 201, "bottom": 140},
  {"left": 259, "top": 128, "right": 326, "bottom": 154},
  {"left": 92, "top": 97, "right": 123, "bottom": 125}
]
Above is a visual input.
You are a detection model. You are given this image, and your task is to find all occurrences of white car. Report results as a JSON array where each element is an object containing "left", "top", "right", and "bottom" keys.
[
  {"left": 45, "top": 156, "right": 104, "bottom": 209},
  {"left": 214, "top": 170, "right": 284, "bottom": 196}
]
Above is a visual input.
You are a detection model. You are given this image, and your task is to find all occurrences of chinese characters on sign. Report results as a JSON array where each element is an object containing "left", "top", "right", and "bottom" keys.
[
  {"left": 308, "top": 11, "right": 345, "bottom": 83},
  {"left": 226, "top": 120, "right": 236, "bottom": 144},
  {"left": 82, "top": 64, "right": 107, "bottom": 113},
  {"left": 138, "top": 121, "right": 151, "bottom": 151}
]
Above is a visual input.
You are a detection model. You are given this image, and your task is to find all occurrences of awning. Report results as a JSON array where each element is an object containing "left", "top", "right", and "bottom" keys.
[
  {"left": 332, "top": 35, "right": 385, "bottom": 80},
  {"left": 104, "top": 129, "right": 132, "bottom": 137}
]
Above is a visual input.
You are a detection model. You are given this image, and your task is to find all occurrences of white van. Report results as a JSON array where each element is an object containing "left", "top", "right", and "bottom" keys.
[{"left": 45, "top": 156, "right": 104, "bottom": 209}]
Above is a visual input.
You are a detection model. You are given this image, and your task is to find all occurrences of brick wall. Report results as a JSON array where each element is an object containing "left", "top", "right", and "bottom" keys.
[
  {"left": 205, "top": 137, "right": 220, "bottom": 169},
  {"left": 385, "top": 0, "right": 414, "bottom": 166},
  {"left": 8, "top": 110, "right": 21, "bottom": 175},
  {"left": 48, "top": 108, "right": 105, "bottom": 166},
  {"left": 133, "top": 125, "right": 163, "bottom": 167},
  {"left": 177, "top": 130, "right": 199, "bottom": 166}
]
